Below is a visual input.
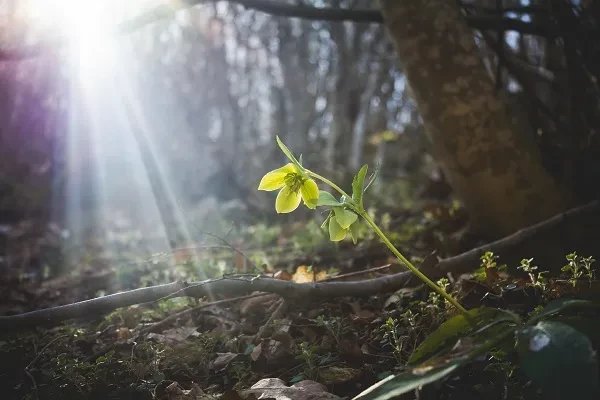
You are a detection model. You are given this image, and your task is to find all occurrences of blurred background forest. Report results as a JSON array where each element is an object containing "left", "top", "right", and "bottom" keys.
[{"left": 0, "top": 0, "right": 599, "bottom": 281}]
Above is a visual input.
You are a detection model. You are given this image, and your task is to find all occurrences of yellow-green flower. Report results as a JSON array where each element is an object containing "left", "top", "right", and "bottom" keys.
[{"left": 258, "top": 163, "right": 319, "bottom": 213}]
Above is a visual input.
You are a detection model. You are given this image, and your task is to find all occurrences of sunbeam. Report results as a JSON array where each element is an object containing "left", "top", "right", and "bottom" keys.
[{"left": 20, "top": 0, "right": 213, "bottom": 285}]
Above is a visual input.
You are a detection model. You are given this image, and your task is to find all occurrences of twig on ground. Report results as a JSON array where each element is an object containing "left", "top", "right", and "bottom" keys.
[
  {"left": 2, "top": 201, "right": 598, "bottom": 332},
  {"left": 25, "top": 335, "right": 67, "bottom": 371},
  {"left": 142, "top": 265, "right": 392, "bottom": 334},
  {"left": 199, "top": 231, "right": 259, "bottom": 272},
  {"left": 430, "top": 200, "right": 600, "bottom": 279},
  {"left": 23, "top": 334, "right": 67, "bottom": 400},
  {"left": 253, "top": 298, "right": 288, "bottom": 343},
  {"left": 322, "top": 264, "right": 392, "bottom": 281},
  {"left": 0, "top": 272, "right": 414, "bottom": 332}
]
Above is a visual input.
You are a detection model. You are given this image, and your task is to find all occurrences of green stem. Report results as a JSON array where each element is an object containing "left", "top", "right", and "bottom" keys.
[
  {"left": 306, "top": 171, "right": 350, "bottom": 199},
  {"left": 362, "top": 212, "right": 468, "bottom": 315},
  {"left": 308, "top": 169, "right": 468, "bottom": 315}
]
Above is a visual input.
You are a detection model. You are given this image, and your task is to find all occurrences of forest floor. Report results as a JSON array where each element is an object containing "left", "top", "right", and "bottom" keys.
[{"left": 1, "top": 180, "right": 599, "bottom": 400}]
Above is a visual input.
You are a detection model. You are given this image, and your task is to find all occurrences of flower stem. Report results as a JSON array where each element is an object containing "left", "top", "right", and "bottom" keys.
[
  {"left": 307, "top": 169, "right": 467, "bottom": 315},
  {"left": 360, "top": 212, "right": 468, "bottom": 315},
  {"left": 306, "top": 171, "right": 351, "bottom": 199}
]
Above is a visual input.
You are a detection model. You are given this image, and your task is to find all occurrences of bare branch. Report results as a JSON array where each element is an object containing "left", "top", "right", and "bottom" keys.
[
  {"left": 466, "top": 15, "right": 557, "bottom": 37},
  {"left": 2, "top": 201, "right": 598, "bottom": 332},
  {"left": 220, "top": 0, "right": 382, "bottom": 23},
  {"left": 0, "top": 272, "right": 415, "bottom": 332},
  {"left": 1, "top": 0, "right": 563, "bottom": 62},
  {"left": 432, "top": 201, "right": 600, "bottom": 279}
]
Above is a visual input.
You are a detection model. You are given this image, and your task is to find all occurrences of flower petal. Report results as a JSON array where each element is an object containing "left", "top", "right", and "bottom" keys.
[
  {"left": 328, "top": 217, "right": 348, "bottom": 242},
  {"left": 258, "top": 163, "right": 296, "bottom": 191},
  {"left": 300, "top": 178, "right": 319, "bottom": 209},
  {"left": 275, "top": 186, "right": 302, "bottom": 213}
]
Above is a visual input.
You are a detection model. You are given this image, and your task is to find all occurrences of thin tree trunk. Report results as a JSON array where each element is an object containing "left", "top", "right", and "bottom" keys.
[{"left": 379, "top": 0, "right": 572, "bottom": 235}]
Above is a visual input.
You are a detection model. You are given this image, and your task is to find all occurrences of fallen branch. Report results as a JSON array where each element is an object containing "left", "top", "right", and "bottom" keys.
[
  {"left": 2, "top": 201, "right": 597, "bottom": 332},
  {"left": 0, "top": 272, "right": 415, "bottom": 332},
  {"left": 432, "top": 200, "right": 600, "bottom": 278},
  {"left": 141, "top": 264, "right": 393, "bottom": 334}
]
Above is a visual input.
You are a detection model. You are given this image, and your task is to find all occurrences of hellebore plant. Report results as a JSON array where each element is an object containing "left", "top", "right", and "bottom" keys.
[
  {"left": 259, "top": 136, "right": 467, "bottom": 315},
  {"left": 258, "top": 163, "right": 319, "bottom": 213}
]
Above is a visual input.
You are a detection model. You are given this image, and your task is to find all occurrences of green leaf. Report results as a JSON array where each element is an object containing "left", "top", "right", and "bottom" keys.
[
  {"left": 363, "top": 163, "right": 380, "bottom": 192},
  {"left": 517, "top": 321, "right": 599, "bottom": 400},
  {"left": 351, "top": 164, "right": 368, "bottom": 208},
  {"left": 409, "top": 307, "right": 519, "bottom": 365},
  {"left": 554, "top": 316, "right": 600, "bottom": 350},
  {"left": 333, "top": 207, "right": 358, "bottom": 230},
  {"left": 317, "top": 191, "right": 341, "bottom": 207},
  {"left": 527, "top": 299, "right": 599, "bottom": 325},
  {"left": 349, "top": 220, "right": 361, "bottom": 244},
  {"left": 328, "top": 217, "right": 347, "bottom": 242},
  {"left": 275, "top": 136, "right": 302, "bottom": 169},
  {"left": 352, "top": 364, "right": 459, "bottom": 400},
  {"left": 355, "top": 320, "right": 516, "bottom": 400}
]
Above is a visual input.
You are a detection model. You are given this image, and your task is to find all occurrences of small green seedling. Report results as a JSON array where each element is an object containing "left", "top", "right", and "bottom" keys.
[
  {"left": 517, "top": 258, "right": 548, "bottom": 291},
  {"left": 561, "top": 252, "right": 596, "bottom": 287},
  {"left": 258, "top": 136, "right": 467, "bottom": 315}
]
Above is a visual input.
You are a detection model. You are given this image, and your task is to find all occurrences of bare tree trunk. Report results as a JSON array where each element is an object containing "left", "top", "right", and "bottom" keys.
[{"left": 379, "top": 0, "right": 572, "bottom": 235}]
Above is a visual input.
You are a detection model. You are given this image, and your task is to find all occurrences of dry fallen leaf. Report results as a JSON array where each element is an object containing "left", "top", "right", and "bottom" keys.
[
  {"left": 292, "top": 266, "right": 328, "bottom": 283},
  {"left": 318, "top": 366, "right": 362, "bottom": 385},
  {"left": 244, "top": 378, "right": 341, "bottom": 400},
  {"left": 147, "top": 326, "right": 200, "bottom": 345},
  {"left": 273, "top": 270, "right": 293, "bottom": 280},
  {"left": 240, "top": 294, "right": 278, "bottom": 316},
  {"left": 211, "top": 352, "right": 239, "bottom": 371},
  {"left": 165, "top": 382, "right": 214, "bottom": 400}
]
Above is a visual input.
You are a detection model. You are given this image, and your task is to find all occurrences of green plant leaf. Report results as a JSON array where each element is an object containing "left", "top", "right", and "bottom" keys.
[
  {"left": 409, "top": 307, "right": 519, "bottom": 365},
  {"left": 276, "top": 136, "right": 302, "bottom": 168},
  {"left": 517, "top": 321, "right": 599, "bottom": 400},
  {"left": 364, "top": 163, "right": 380, "bottom": 192},
  {"left": 355, "top": 320, "right": 516, "bottom": 400},
  {"left": 527, "top": 299, "right": 599, "bottom": 325},
  {"left": 554, "top": 316, "right": 600, "bottom": 350},
  {"left": 349, "top": 220, "right": 361, "bottom": 244},
  {"left": 328, "top": 217, "right": 347, "bottom": 241},
  {"left": 351, "top": 164, "right": 368, "bottom": 208},
  {"left": 317, "top": 191, "right": 341, "bottom": 207},
  {"left": 352, "top": 364, "right": 459, "bottom": 400},
  {"left": 333, "top": 207, "right": 358, "bottom": 229}
]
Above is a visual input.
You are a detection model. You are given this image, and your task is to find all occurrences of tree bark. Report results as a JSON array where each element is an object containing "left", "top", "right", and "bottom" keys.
[{"left": 379, "top": 0, "right": 572, "bottom": 235}]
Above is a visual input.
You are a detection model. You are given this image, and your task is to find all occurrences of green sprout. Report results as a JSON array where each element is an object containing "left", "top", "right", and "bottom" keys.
[
  {"left": 517, "top": 258, "right": 548, "bottom": 291},
  {"left": 258, "top": 136, "right": 467, "bottom": 315},
  {"left": 561, "top": 252, "right": 596, "bottom": 287}
]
